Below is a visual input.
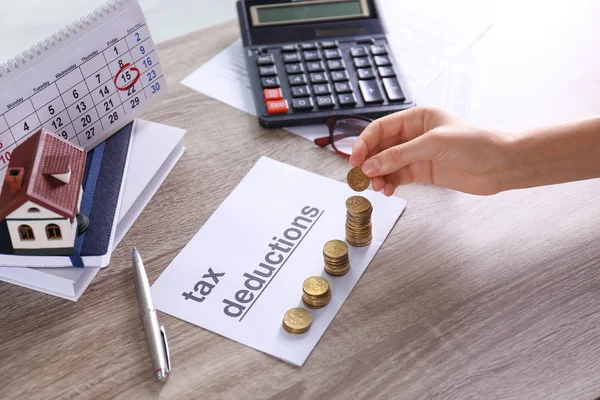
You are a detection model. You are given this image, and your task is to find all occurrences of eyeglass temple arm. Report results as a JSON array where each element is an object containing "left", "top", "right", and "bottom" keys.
[{"left": 314, "top": 132, "right": 360, "bottom": 147}]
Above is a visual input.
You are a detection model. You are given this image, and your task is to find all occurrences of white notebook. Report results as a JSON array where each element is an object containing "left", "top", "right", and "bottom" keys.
[
  {"left": 0, "top": 0, "right": 167, "bottom": 192},
  {"left": 0, "top": 119, "right": 186, "bottom": 300}
]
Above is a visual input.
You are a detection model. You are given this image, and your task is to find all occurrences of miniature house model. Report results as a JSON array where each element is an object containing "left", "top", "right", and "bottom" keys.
[{"left": 0, "top": 128, "right": 88, "bottom": 256}]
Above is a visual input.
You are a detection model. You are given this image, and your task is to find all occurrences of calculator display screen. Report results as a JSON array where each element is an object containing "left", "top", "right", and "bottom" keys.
[{"left": 250, "top": 0, "right": 369, "bottom": 27}]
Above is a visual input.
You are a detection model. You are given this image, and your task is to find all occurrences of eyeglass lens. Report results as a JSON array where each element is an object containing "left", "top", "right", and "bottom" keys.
[{"left": 331, "top": 118, "right": 371, "bottom": 156}]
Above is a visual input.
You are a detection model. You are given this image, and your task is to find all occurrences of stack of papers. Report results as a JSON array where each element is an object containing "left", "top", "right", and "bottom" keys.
[{"left": 0, "top": 119, "right": 186, "bottom": 300}]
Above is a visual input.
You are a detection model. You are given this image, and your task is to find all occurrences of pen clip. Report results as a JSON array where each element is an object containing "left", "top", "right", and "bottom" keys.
[{"left": 160, "top": 325, "right": 172, "bottom": 372}]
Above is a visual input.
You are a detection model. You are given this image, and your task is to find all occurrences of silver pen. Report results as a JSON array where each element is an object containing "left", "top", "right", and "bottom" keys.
[{"left": 132, "top": 247, "right": 171, "bottom": 382}]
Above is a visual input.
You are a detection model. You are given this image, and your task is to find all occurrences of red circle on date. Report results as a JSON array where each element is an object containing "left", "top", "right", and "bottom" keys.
[{"left": 114, "top": 63, "right": 140, "bottom": 91}]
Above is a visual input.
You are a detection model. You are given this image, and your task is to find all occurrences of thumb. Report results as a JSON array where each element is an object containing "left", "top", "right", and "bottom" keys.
[{"left": 361, "top": 135, "right": 436, "bottom": 177}]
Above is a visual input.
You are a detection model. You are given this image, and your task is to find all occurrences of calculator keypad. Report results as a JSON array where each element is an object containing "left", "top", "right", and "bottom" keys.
[
  {"left": 253, "top": 39, "right": 407, "bottom": 117},
  {"left": 285, "top": 64, "right": 304, "bottom": 74},
  {"left": 261, "top": 77, "right": 279, "bottom": 88}
]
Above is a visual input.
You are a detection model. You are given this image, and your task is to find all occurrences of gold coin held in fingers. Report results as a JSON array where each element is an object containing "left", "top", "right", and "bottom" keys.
[
  {"left": 323, "top": 239, "right": 348, "bottom": 259},
  {"left": 347, "top": 167, "right": 370, "bottom": 192},
  {"left": 303, "top": 276, "right": 330, "bottom": 297},
  {"left": 283, "top": 308, "right": 313, "bottom": 334}
]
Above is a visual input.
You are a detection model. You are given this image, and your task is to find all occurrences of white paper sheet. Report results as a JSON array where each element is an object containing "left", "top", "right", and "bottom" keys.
[
  {"left": 377, "top": 0, "right": 493, "bottom": 97},
  {"left": 0, "top": 119, "right": 186, "bottom": 300},
  {"left": 151, "top": 157, "right": 406, "bottom": 366}
]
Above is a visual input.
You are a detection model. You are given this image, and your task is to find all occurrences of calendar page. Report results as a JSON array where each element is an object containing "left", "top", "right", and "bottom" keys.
[{"left": 0, "top": 0, "right": 167, "bottom": 191}]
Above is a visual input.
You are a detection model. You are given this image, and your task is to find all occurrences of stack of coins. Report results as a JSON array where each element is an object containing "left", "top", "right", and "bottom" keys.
[
  {"left": 345, "top": 196, "right": 373, "bottom": 247},
  {"left": 282, "top": 307, "right": 313, "bottom": 334},
  {"left": 302, "top": 276, "right": 332, "bottom": 308},
  {"left": 323, "top": 239, "right": 350, "bottom": 276}
]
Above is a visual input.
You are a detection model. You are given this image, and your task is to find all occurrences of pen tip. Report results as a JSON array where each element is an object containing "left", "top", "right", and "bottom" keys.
[{"left": 132, "top": 247, "right": 139, "bottom": 257}]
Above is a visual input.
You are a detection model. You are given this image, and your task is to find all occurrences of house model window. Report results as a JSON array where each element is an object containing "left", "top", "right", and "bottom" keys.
[
  {"left": 18, "top": 225, "right": 35, "bottom": 241},
  {"left": 46, "top": 224, "right": 62, "bottom": 240},
  {"left": 28, "top": 207, "right": 40, "bottom": 213}
]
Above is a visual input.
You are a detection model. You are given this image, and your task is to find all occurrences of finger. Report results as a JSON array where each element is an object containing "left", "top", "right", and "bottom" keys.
[
  {"left": 361, "top": 135, "right": 437, "bottom": 177},
  {"left": 384, "top": 182, "right": 396, "bottom": 196},
  {"left": 383, "top": 168, "right": 414, "bottom": 188},
  {"left": 352, "top": 107, "right": 430, "bottom": 166},
  {"left": 349, "top": 138, "right": 368, "bottom": 167},
  {"left": 371, "top": 176, "right": 386, "bottom": 191}
]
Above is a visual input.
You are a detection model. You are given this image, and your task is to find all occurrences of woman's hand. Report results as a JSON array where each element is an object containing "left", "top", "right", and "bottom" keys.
[{"left": 350, "top": 107, "right": 519, "bottom": 196}]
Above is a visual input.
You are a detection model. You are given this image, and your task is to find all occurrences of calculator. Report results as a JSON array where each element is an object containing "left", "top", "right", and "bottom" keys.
[{"left": 236, "top": 0, "right": 415, "bottom": 128}]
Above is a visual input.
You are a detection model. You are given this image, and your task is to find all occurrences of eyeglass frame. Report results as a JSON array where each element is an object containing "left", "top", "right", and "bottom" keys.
[{"left": 313, "top": 114, "right": 374, "bottom": 157}]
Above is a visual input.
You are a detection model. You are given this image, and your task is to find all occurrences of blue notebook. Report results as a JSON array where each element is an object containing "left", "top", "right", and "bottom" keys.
[{"left": 0, "top": 123, "right": 133, "bottom": 267}]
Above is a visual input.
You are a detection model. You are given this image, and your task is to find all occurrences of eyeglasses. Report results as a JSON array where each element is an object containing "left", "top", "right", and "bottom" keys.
[{"left": 314, "top": 115, "right": 373, "bottom": 157}]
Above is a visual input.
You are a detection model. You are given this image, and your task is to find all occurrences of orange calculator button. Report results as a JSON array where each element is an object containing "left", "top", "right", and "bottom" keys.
[
  {"left": 263, "top": 88, "right": 283, "bottom": 101},
  {"left": 266, "top": 100, "right": 289, "bottom": 114}
]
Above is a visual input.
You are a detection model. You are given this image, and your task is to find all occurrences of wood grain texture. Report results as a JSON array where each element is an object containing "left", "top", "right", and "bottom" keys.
[{"left": 1, "top": 20, "right": 600, "bottom": 400}]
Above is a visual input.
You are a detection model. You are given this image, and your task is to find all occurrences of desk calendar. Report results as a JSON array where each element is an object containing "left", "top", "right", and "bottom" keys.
[{"left": 0, "top": 0, "right": 168, "bottom": 191}]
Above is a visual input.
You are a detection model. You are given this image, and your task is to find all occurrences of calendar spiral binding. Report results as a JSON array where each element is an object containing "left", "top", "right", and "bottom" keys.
[{"left": 0, "top": 0, "right": 130, "bottom": 80}]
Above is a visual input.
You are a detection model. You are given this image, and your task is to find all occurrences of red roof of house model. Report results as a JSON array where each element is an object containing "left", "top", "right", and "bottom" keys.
[{"left": 0, "top": 128, "right": 86, "bottom": 221}]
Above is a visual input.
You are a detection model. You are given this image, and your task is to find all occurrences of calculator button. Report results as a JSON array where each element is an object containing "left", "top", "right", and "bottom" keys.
[
  {"left": 263, "top": 88, "right": 283, "bottom": 101},
  {"left": 262, "top": 77, "right": 280, "bottom": 88},
  {"left": 307, "top": 61, "right": 325, "bottom": 72},
  {"left": 256, "top": 55, "right": 274, "bottom": 65},
  {"left": 313, "top": 84, "right": 332, "bottom": 95},
  {"left": 292, "top": 85, "right": 310, "bottom": 97},
  {"left": 283, "top": 53, "right": 301, "bottom": 63},
  {"left": 327, "top": 59, "right": 346, "bottom": 70},
  {"left": 378, "top": 66, "right": 396, "bottom": 77},
  {"left": 338, "top": 93, "right": 357, "bottom": 106},
  {"left": 320, "top": 41, "right": 338, "bottom": 48},
  {"left": 353, "top": 57, "right": 371, "bottom": 68},
  {"left": 316, "top": 95, "right": 335, "bottom": 108},
  {"left": 310, "top": 72, "right": 328, "bottom": 83},
  {"left": 303, "top": 51, "right": 322, "bottom": 61},
  {"left": 300, "top": 43, "right": 317, "bottom": 50},
  {"left": 335, "top": 81, "right": 353, "bottom": 93},
  {"left": 374, "top": 55, "right": 392, "bottom": 66},
  {"left": 286, "top": 63, "right": 304, "bottom": 74},
  {"left": 292, "top": 97, "right": 314, "bottom": 111},
  {"left": 288, "top": 74, "right": 308, "bottom": 85},
  {"left": 382, "top": 78, "right": 406, "bottom": 101},
  {"left": 357, "top": 68, "right": 375, "bottom": 79},
  {"left": 282, "top": 44, "right": 297, "bottom": 52},
  {"left": 259, "top": 66, "right": 277, "bottom": 76},
  {"left": 370, "top": 44, "right": 388, "bottom": 55},
  {"left": 359, "top": 80, "right": 384, "bottom": 103},
  {"left": 324, "top": 49, "right": 342, "bottom": 59},
  {"left": 331, "top": 70, "right": 350, "bottom": 82},
  {"left": 266, "top": 99, "right": 289, "bottom": 114},
  {"left": 350, "top": 46, "right": 367, "bottom": 57}
]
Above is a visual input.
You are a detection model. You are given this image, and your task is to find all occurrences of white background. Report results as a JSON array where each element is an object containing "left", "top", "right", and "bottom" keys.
[{"left": 0, "top": 0, "right": 238, "bottom": 64}]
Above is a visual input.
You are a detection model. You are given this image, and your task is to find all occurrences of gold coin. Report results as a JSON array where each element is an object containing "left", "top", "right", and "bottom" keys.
[
  {"left": 347, "top": 167, "right": 370, "bottom": 192},
  {"left": 323, "top": 240, "right": 348, "bottom": 259},
  {"left": 324, "top": 258, "right": 349, "bottom": 266},
  {"left": 346, "top": 196, "right": 372, "bottom": 214},
  {"left": 325, "top": 263, "right": 351, "bottom": 276},
  {"left": 282, "top": 308, "right": 312, "bottom": 334},
  {"left": 303, "top": 276, "right": 330, "bottom": 297},
  {"left": 303, "top": 292, "right": 332, "bottom": 309},
  {"left": 346, "top": 238, "right": 372, "bottom": 247}
]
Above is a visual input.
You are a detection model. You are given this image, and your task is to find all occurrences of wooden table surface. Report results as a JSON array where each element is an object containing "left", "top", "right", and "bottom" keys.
[{"left": 2, "top": 19, "right": 600, "bottom": 400}]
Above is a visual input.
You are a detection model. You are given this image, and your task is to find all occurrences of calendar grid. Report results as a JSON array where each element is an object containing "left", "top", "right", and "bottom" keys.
[
  {"left": 1, "top": 113, "right": 15, "bottom": 144},
  {"left": 0, "top": 12, "right": 168, "bottom": 180}
]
